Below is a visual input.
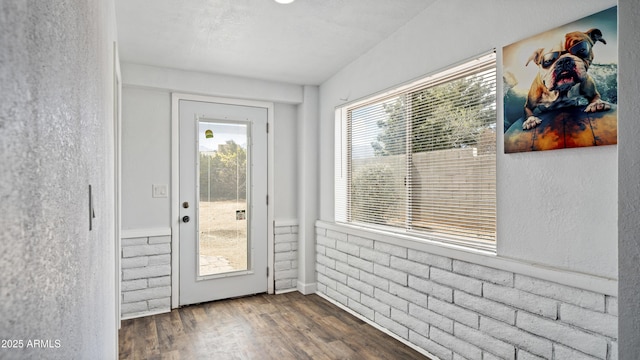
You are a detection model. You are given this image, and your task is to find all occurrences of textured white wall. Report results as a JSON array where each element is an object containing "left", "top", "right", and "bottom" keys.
[
  {"left": 0, "top": 1, "right": 118, "bottom": 359},
  {"left": 120, "top": 65, "right": 303, "bottom": 230},
  {"left": 617, "top": 0, "right": 640, "bottom": 357},
  {"left": 121, "top": 87, "right": 171, "bottom": 230},
  {"left": 274, "top": 103, "right": 299, "bottom": 220},
  {"left": 318, "top": 0, "right": 618, "bottom": 279},
  {"left": 122, "top": 63, "right": 304, "bottom": 105}
]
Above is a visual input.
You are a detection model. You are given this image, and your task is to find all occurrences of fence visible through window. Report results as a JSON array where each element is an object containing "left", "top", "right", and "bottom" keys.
[{"left": 338, "top": 52, "right": 497, "bottom": 249}]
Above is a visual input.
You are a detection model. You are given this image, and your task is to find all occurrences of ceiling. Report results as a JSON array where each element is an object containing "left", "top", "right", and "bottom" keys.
[{"left": 114, "top": 0, "right": 436, "bottom": 85}]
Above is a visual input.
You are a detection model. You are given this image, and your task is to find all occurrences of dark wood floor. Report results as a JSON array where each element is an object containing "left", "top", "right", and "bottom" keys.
[{"left": 119, "top": 292, "right": 430, "bottom": 359}]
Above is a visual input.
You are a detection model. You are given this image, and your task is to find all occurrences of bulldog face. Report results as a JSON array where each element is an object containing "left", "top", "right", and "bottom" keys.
[
  {"left": 521, "top": 29, "right": 608, "bottom": 130},
  {"left": 526, "top": 29, "right": 606, "bottom": 94}
]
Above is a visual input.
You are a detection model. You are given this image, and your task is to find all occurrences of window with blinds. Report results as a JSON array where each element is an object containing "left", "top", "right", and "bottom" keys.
[{"left": 335, "top": 52, "right": 497, "bottom": 250}]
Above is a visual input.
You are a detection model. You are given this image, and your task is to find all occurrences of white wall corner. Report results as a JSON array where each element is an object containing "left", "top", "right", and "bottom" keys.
[{"left": 297, "top": 85, "right": 320, "bottom": 290}]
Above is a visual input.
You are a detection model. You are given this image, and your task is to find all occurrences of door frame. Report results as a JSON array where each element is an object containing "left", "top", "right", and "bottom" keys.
[
  {"left": 171, "top": 93, "right": 275, "bottom": 308},
  {"left": 112, "top": 41, "right": 122, "bottom": 331}
]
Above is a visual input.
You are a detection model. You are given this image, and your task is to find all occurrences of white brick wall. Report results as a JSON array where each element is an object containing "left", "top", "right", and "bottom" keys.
[
  {"left": 315, "top": 224, "right": 618, "bottom": 360},
  {"left": 121, "top": 222, "right": 300, "bottom": 316},
  {"left": 274, "top": 223, "right": 298, "bottom": 291},
  {"left": 121, "top": 234, "right": 171, "bottom": 319}
]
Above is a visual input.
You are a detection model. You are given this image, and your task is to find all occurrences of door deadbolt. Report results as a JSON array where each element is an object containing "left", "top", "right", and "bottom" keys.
[
  {"left": 182, "top": 202, "right": 189, "bottom": 209},
  {"left": 182, "top": 216, "right": 190, "bottom": 223}
]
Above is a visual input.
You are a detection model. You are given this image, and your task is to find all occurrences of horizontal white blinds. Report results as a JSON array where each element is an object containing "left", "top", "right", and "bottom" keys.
[
  {"left": 348, "top": 96, "right": 407, "bottom": 228},
  {"left": 345, "top": 53, "right": 497, "bottom": 246}
]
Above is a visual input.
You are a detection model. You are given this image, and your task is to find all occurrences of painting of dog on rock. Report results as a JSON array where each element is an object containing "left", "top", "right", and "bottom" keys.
[{"left": 502, "top": 6, "right": 617, "bottom": 154}]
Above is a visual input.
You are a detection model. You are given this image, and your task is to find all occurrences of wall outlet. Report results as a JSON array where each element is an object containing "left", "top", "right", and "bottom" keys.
[{"left": 152, "top": 184, "right": 168, "bottom": 198}]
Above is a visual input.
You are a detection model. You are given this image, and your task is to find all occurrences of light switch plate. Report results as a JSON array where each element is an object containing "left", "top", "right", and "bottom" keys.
[{"left": 152, "top": 184, "right": 168, "bottom": 198}]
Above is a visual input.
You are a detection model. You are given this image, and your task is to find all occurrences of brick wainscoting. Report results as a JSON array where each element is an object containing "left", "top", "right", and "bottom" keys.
[
  {"left": 274, "top": 221, "right": 299, "bottom": 292},
  {"left": 121, "top": 230, "right": 172, "bottom": 319},
  {"left": 315, "top": 222, "right": 618, "bottom": 360}
]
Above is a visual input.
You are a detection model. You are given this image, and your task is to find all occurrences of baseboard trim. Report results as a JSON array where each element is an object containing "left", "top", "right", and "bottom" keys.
[
  {"left": 297, "top": 281, "right": 317, "bottom": 295},
  {"left": 315, "top": 292, "right": 439, "bottom": 360},
  {"left": 275, "top": 288, "right": 298, "bottom": 295},
  {"left": 121, "top": 307, "right": 170, "bottom": 321}
]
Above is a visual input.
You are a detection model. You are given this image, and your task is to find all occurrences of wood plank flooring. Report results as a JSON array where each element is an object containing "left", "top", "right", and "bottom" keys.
[{"left": 119, "top": 292, "right": 430, "bottom": 359}]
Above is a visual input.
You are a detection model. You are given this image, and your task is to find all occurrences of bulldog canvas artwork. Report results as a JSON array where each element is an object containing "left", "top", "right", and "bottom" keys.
[{"left": 503, "top": 7, "right": 617, "bottom": 153}]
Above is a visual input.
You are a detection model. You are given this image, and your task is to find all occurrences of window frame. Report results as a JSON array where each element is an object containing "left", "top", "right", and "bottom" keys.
[{"left": 335, "top": 51, "right": 497, "bottom": 252}]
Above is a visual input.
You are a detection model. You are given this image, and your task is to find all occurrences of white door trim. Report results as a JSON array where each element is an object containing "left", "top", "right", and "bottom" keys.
[
  {"left": 113, "top": 41, "right": 122, "bottom": 332},
  {"left": 171, "top": 93, "right": 275, "bottom": 308}
]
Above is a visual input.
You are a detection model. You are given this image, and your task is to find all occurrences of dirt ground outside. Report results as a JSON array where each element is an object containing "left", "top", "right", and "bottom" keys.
[{"left": 198, "top": 200, "right": 248, "bottom": 276}]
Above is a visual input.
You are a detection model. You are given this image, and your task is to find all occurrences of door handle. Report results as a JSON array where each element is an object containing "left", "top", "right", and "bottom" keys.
[{"left": 182, "top": 216, "right": 190, "bottom": 223}]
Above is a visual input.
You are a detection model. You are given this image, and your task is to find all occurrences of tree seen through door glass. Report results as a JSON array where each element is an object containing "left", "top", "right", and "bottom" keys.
[{"left": 198, "top": 122, "right": 249, "bottom": 276}]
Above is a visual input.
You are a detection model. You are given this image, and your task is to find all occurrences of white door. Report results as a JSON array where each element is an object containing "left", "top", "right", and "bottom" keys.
[{"left": 178, "top": 99, "right": 268, "bottom": 306}]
